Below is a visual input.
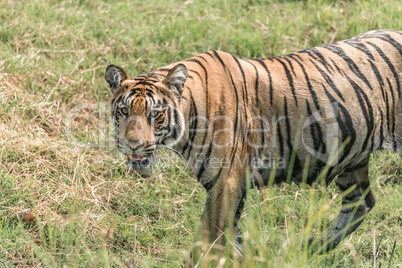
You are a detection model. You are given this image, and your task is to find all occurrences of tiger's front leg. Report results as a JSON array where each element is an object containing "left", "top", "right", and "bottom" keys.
[{"left": 189, "top": 172, "right": 246, "bottom": 266}]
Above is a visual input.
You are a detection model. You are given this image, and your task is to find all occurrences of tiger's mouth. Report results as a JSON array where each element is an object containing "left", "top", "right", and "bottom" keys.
[{"left": 127, "top": 153, "right": 154, "bottom": 170}]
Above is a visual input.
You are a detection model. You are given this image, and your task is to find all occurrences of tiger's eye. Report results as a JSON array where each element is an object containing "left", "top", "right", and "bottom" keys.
[
  {"left": 150, "top": 111, "right": 158, "bottom": 117},
  {"left": 121, "top": 107, "right": 129, "bottom": 115}
]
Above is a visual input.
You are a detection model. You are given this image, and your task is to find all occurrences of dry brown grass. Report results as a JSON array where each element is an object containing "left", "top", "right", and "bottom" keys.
[{"left": 1, "top": 59, "right": 122, "bottom": 235}]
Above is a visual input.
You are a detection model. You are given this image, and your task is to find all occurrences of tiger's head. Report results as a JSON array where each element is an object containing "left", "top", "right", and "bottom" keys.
[{"left": 105, "top": 64, "right": 188, "bottom": 170}]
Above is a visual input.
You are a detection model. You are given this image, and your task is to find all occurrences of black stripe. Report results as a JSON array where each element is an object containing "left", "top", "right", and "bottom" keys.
[
  {"left": 170, "top": 108, "right": 178, "bottom": 139},
  {"left": 147, "top": 84, "right": 159, "bottom": 91},
  {"left": 283, "top": 57, "right": 297, "bottom": 78},
  {"left": 283, "top": 97, "right": 292, "bottom": 155},
  {"left": 309, "top": 59, "right": 345, "bottom": 102},
  {"left": 343, "top": 73, "right": 374, "bottom": 152},
  {"left": 276, "top": 116, "right": 284, "bottom": 157},
  {"left": 212, "top": 51, "right": 241, "bottom": 172},
  {"left": 322, "top": 44, "right": 373, "bottom": 91},
  {"left": 197, "top": 115, "right": 217, "bottom": 179},
  {"left": 305, "top": 100, "right": 325, "bottom": 153},
  {"left": 383, "top": 90, "right": 392, "bottom": 138},
  {"left": 367, "top": 41, "right": 400, "bottom": 98},
  {"left": 147, "top": 72, "right": 165, "bottom": 78},
  {"left": 231, "top": 55, "right": 249, "bottom": 106},
  {"left": 329, "top": 58, "right": 346, "bottom": 77},
  {"left": 160, "top": 106, "right": 172, "bottom": 133},
  {"left": 253, "top": 59, "right": 274, "bottom": 104},
  {"left": 246, "top": 60, "right": 260, "bottom": 106},
  {"left": 301, "top": 48, "right": 334, "bottom": 75},
  {"left": 322, "top": 85, "right": 355, "bottom": 163},
  {"left": 185, "top": 59, "right": 211, "bottom": 168},
  {"left": 186, "top": 75, "right": 194, "bottom": 81},
  {"left": 182, "top": 91, "right": 198, "bottom": 159},
  {"left": 284, "top": 97, "right": 302, "bottom": 181},
  {"left": 368, "top": 58, "right": 392, "bottom": 149},
  {"left": 370, "top": 34, "right": 402, "bottom": 57},
  {"left": 379, "top": 110, "right": 384, "bottom": 149},
  {"left": 276, "top": 57, "right": 298, "bottom": 105},
  {"left": 344, "top": 41, "right": 375, "bottom": 60},
  {"left": 387, "top": 78, "right": 397, "bottom": 151},
  {"left": 203, "top": 51, "right": 214, "bottom": 59},
  {"left": 310, "top": 48, "right": 335, "bottom": 74},
  {"left": 114, "top": 95, "right": 123, "bottom": 105},
  {"left": 368, "top": 60, "right": 386, "bottom": 100},
  {"left": 189, "top": 69, "right": 203, "bottom": 81},
  {"left": 289, "top": 54, "right": 321, "bottom": 111},
  {"left": 246, "top": 60, "right": 265, "bottom": 157},
  {"left": 196, "top": 55, "right": 210, "bottom": 64}
]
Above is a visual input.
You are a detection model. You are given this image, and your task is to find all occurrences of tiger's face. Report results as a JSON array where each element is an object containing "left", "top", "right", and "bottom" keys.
[{"left": 105, "top": 64, "right": 188, "bottom": 169}]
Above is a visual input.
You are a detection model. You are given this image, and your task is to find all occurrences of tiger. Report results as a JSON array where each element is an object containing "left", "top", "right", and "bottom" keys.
[{"left": 105, "top": 29, "right": 402, "bottom": 264}]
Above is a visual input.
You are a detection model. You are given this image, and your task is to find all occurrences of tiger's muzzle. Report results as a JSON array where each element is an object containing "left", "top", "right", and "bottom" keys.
[
  {"left": 127, "top": 153, "right": 154, "bottom": 170},
  {"left": 124, "top": 141, "right": 156, "bottom": 170}
]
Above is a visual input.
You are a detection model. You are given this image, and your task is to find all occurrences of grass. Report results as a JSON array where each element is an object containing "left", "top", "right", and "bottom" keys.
[{"left": 0, "top": 0, "right": 401, "bottom": 266}]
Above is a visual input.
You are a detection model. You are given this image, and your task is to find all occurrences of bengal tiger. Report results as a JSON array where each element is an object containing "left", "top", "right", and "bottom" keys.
[{"left": 105, "top": 30, "right": 402, "bottom": 264}]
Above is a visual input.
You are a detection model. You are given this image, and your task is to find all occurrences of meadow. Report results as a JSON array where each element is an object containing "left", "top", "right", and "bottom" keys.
[{"left": 0, "top": 0, "right": 401, "bottom": 266}]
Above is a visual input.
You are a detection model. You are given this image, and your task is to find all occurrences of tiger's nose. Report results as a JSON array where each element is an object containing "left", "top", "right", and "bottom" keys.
[{"left": 126, "top": 141, "right": 144, "bottom": 151}]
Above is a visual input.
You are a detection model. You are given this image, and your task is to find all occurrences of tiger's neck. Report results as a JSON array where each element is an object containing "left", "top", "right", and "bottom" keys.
[{"left": 172, "top": 86, "right": 204, "bottom": 169}]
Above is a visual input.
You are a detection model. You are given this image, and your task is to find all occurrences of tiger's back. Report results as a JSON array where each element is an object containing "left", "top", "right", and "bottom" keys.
[{"left": 167, "top": 30, "right": 402, "bottom": 188}]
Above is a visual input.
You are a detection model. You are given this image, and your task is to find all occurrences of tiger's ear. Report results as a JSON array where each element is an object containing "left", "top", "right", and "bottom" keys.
[
  {"left": 163, "top": 64, "right": 188, "bottom": 97},
  {"left": 105, "top": 65, "right": 129, "bottom": 93}
]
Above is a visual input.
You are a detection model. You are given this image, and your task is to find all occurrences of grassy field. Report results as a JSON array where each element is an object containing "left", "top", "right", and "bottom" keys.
[{"left": 0, "top": 0, "right": 401, "bottom": 267}]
